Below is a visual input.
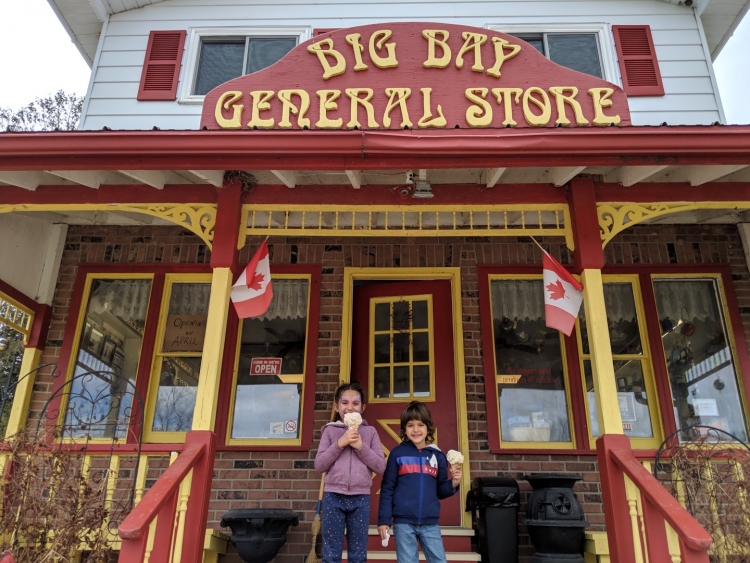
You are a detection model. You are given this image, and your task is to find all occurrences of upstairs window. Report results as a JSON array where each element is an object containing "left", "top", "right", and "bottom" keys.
[
  {"left": 181, "top": 28, "right": 308, "bottom": 101},
  {"left": 514, "top": 33, "right": 603, "bottom": 79}
]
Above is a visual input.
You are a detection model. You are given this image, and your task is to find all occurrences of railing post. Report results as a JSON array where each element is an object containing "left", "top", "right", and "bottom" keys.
[
  {"left": 597, "top": 434, "right": 638, "bottom": 563},
  {"left": 179, "top": 431, "right": 217, "bottom": 563}
]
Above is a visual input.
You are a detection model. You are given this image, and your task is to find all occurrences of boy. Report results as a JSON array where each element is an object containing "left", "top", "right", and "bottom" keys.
[{"left": 377, "top": 401, "right": 462, "bottom": 563}]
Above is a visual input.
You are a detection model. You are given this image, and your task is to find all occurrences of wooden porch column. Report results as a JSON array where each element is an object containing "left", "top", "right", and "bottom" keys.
[
  {"left": 568, "top": 177, "right": 623, "bottom": 434},
  {"left": 191, "top": 179, "right": 242, "bottom": 432}
]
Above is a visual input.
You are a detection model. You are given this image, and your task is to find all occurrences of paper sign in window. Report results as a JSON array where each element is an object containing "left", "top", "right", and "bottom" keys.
[{"left": 163, "top": 314, "right": 207, "bottom": 352}]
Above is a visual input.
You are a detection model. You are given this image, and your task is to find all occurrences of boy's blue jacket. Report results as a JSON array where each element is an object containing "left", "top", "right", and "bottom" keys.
[{"left": 377, "top": 441, "right": 458, "bottom": 526}]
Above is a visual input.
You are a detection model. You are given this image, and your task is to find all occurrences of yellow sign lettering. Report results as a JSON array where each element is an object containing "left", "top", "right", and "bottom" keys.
[
  {"left": 369, "top": 30, "right": 398, "bottom": 69},
  {"left": 456, "top": 32, "right": 487, "bottom": 73},
  {"left": 465, "top": 87, "right": 493, "bottom": 127},
  {"left": 422, "top": 30, "right": 451, "bottom": 69},
  {"left": 278, "top": 89, "right": 311, "bottom": 129},
  {"left": 247, "top": 91, "right": 275, "bottom": 129},
  {"left": 316, "top": 90, "right": 343, "bottom": 129},
  {"left": 588, "top": 88, "right": 621, "bottom": 126},
  {"left": 345, "top": 88, "right": 380, "bottom": 129},
  {"left": 214, "top": 91, "right": 243, "bottom": 129},
  {"left": 418, "top": 87, "right": 447, "bottom": 128},
  {"left": 345, "top": 33, "right": 369, "bottom": 71},
  {"left": 491, "top": 87, "right": 523, "bottom": 127},
  {"left": 486, "top": 37, "right": 521, "bottom": 79},
  {"left": 383, "top": 88, "right": 413, "bottom": 128},
  {"left": 549, "top": 87, "right": 589, "bottom": 126},
  {"left": 522, "top": 87, "right": 551, "bottom": 126},
  {"left": 307, "top": 38, "right": 346, "bottom": 80}
]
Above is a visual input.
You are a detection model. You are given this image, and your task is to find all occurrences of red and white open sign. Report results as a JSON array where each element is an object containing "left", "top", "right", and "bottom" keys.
[{"left": 250, "top": 358, "right": 282, "bottom": 376}]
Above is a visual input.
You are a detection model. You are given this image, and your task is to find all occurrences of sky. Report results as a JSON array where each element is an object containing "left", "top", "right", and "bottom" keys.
[{"left": 0, "top": 0, "right": 749, "bottom": 124}]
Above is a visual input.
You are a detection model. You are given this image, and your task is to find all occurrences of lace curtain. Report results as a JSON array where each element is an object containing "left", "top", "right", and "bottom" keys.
[
  {"left": 654, "top": 280, "right": 720, "bottom": 322},
  {"left": 169, "top": 283, "right": 211, "bottom": 315},
  {"left": 491, "top": 279, "right": 545, "bottom": 321},
  {"left": 603, "top": 283, "right": 637, "bottom": 322},
  {"left": 88, "top": 280, "right": 151, "bottom": 326},
  {"left": 259, "top": 279, "right": 309, "bottom": 320}
]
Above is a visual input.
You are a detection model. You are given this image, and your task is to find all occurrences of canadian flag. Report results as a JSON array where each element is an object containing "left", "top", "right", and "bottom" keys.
[
  {"left": 231, "top": 239, "right": 273, "bottom": 319},
  {"left": 543, "top": 250, "right": 583, "bottom": 336}
]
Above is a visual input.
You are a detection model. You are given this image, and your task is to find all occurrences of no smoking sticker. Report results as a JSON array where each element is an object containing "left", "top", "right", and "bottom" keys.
[{"left": 284, "top": 420, "right": 298, "bottom": 434}]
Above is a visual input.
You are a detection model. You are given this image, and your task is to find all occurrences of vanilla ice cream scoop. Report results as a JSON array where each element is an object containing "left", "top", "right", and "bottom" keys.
[
  {"left": 446, "top": 450, "right": 464, "bottom": 466},
  {"left": 343, "top": 412, "right": 362, "bottom": 431}
]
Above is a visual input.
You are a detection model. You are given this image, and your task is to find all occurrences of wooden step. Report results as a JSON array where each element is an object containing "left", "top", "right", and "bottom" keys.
[{"left": 342, "top": 527, "right": 480, "bottom": 563}]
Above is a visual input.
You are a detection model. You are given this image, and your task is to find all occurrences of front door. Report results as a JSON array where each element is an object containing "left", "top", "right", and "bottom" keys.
[{"left": 352, "top": 280, "right": 461, "bottom": 526}]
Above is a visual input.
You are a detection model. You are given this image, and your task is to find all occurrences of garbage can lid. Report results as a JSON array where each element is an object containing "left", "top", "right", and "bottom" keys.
[{"left": 471, "top": 476, "right": 519, "bottom": 490}]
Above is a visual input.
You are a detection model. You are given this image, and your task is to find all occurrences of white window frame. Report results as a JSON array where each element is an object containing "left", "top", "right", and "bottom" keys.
[
  {"left": 485, "top": 23, "right": 620, "bottom": 86},
  {"left": 179, "top": 26, "right": 311, "bottom": 104}
]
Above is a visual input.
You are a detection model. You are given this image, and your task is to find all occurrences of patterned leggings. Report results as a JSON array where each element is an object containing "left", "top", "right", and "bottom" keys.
[{"left": 321, "top": 492, "right": 370, "bottom": 563}]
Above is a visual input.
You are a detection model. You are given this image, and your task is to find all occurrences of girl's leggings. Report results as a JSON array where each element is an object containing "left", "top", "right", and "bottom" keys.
[{"left": 321, "top": 492, "right": 370, "bottom": 563}]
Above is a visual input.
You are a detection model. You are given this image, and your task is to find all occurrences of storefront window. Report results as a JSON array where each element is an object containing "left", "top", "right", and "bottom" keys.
[
  {"left": 579, "top": 280, "right": 661, "bottom": 446},
  {"left": 229, "top": 277, "right": 309, "bottom": 442},
  {"left": 653, "top": 277, "right": 748, "bottom": 442},
  {"left": 489, "top": 279, "right": 572, "bottom": 445},
  {"left": 66, "top": 277, "right": 152, "bottom": 439},
  {"left": 146, "top": 278, "right": 210, "bottom": 438}
]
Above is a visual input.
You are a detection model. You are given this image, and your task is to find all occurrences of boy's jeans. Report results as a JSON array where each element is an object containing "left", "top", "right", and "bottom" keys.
[{"left": 393, "top": 523, "right": 448, "bottom": 563}]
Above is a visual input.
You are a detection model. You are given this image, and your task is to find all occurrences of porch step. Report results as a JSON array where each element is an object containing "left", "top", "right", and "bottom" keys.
[
  {"left": 343, "top": 527, "right": 480, "bottom": 563},
  {"left": 584, "top": 531, "right": 610, "bottom": 563}
]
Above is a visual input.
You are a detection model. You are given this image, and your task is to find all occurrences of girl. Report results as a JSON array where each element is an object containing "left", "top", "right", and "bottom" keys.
[
  {"left": 377, "top": 401, "right": 461, "bottom": 563},
  {"left": 314, "top": 381, "right": 386, "bottom": 563}
]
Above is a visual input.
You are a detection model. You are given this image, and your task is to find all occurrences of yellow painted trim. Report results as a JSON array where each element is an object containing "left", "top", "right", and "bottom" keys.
[
  {"left": 170, "top": 468, "right": 193, "bottom": 563},
  {"left": 134, "top": 454, "right": 149, "bottom": 506},
  {"left": 486, "top": 274, "right": 576, "bottom": 449},
  {"left": 367, "top": 294, "right": 436, "bottom": 403},
  {"left": 578, "top": 275, "right": 663, "bottom": 449},
  {"left": 339, "top": 267, "right": 471, "bottom": 528},
  {"left": 143, "top": 274, "right": 213, "bottom": 443},
  {"left": 0, "top": 204, "right": 217, "bottom": 248},
  {"left": 598, "top": 202, "right": 750, "bottom": 249},
  {"left": 192, "top": 268, "right": 233, "bottom": 432},
  {"left": 0, "top": 291, "right": 34, "bottom": 343},
  {"left": 580, "top": 269, "right": 623, "bottom": 435},
  {"left": 225, "top": 273, "right": 312, "bottom": 446},
  {"left": 61, "top": 273, "right": 154, "bottom": 436},
  {"left": 238, "top": 206, "right": 250, "bottom": 250},
  {"left": 4, "top": 347, "right": 43, "bottom": 437},
  {"left": 651, "top": 273, "right": 750, "bottom": 439}
]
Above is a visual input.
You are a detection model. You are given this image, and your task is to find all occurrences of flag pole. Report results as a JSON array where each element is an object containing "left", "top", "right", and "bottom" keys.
[{"left": 529, "top": 236, "right": 547, "bottom": 255}]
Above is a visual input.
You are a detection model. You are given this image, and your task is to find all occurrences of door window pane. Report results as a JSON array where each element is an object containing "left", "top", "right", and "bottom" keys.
[
  {"left": 152, "top": 357, "right": 201, "bottom": 432},
  {"left": 490, "top": 279, "right": 572, "bottom": 443},
  {"left": 654, "top": 278, "right": 748, "bottom": 442},
  {"left": 67, "top": 278, "right": 151, "bottom": 439},
  {"left": 579, "top": 282, "right": 644, "bottom": 355},
  {"left": 230, "top": 279, "right": 309, "bottom": 440}
]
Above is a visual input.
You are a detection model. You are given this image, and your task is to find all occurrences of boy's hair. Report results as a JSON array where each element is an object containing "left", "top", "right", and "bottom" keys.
[
  {"left": 400, "top": 401, "right": 436, "bottom": 444},
  {"left": 332, "top": 381, "right": 365, "bottom": 421}
]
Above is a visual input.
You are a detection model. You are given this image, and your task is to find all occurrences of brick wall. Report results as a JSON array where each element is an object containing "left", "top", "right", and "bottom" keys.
[{"left": 31, "top": 223, "right": 750, "bottom": 563}]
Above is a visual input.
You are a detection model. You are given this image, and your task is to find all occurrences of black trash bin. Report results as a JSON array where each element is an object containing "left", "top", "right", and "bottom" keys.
[{"left": 466, "top": 476, "right": 519, "bottom": 563}]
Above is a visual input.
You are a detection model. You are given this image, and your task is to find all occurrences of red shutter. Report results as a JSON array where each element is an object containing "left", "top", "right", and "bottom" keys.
[
  {"left": 312, "top": 28, "right": 338, "bottom": 36},
  {"left": 612, "top": 25, "right": 664, "bottom": 96},
  {"left": 137, "top": 30, "right": 187, "bottom": 101}
]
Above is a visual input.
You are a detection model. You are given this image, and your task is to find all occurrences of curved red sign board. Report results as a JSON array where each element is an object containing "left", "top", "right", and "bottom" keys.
[{"left": 200, "top": 22, "right": 631, "bottom": 130}]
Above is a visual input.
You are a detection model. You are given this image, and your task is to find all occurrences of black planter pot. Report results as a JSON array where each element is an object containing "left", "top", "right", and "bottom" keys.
[
  {"left": 220, "top": 508, "right": 300, "bottom": 563},
  {"left": 524, "top": 474, "right": 589, "bottom": 563}
]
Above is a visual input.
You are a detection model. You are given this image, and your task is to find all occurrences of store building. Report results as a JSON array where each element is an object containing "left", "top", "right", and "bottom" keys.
[{"left": 2, "top": 1, "right": 750, "bottom": 562}]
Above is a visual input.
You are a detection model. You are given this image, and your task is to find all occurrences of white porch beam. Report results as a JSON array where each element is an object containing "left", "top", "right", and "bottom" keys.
[
  {"left": 345, "top": 170, "right": 362, "bottom": 189},
  {"left": 119, "top": 170, "right": 168, "bottom": 189},
  {"left": 189, "top": 170, "right": 225, "bottom": 188},
  {"left": 550, "top": 166, "right": 587, "bottom": 187},
  {"left": 485, "top": 168, "right": 506, "bottom": 188},
  {"left": 0, "top": 171, "right": 45, "bottom": 191},
  {"left": 615, "top": 165, "right": 669, "bottom": 187},
  {"left": 688, "top": 165, "right": 749, "bottom": 186},
  {"left": 47, "top": 170, "right": 102, "bottom": 189},
  {"left": 271, "top": 170, "right": 297, "bottom": 188}
]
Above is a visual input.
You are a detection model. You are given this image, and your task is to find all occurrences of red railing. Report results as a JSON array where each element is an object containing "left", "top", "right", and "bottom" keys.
[
  {"left": 598, "top": 434, "right": 712, "bottom": 563},
  {"left": 118, "top": 430, "right": 216, "bottom": 563}
]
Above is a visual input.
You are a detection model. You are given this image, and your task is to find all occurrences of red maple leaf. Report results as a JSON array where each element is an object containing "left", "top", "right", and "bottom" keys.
[
  {"left": 248, "top": 272, "right": 265, "bottom": 291},
  {"left": 546, "top": 279, "right": 566, "bottom": 301}
]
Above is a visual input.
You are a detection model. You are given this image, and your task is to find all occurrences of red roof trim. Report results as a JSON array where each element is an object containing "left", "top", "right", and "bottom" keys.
[{"left": 0, "top": 127, "right": 749, "bottom": 171}]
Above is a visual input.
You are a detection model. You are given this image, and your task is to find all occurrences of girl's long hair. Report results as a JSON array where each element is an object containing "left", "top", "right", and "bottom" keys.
[
  {"left": 400, "top": 401, "right": 436, "bottom": 444},
  {"left": 332, "top": 381, "right": 365, "bottom": 422}
]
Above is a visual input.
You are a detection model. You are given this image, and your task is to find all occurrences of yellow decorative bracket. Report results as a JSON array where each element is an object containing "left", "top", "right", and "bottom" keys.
[
  {"left": 598, "top": 202, "right": 750, "bottom": 248},
  {"left": 0, "top": 204, "right": 217, "bottom": 249}
]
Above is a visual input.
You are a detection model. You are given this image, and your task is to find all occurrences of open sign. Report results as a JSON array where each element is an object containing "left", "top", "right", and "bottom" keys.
[{"left": 250, "top": 358, "right": 282, "bottom": 376}]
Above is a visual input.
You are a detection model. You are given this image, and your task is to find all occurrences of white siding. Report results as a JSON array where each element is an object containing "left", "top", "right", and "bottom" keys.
[{"left": 80, "top": 0, "right": 723, "bottom": 130}]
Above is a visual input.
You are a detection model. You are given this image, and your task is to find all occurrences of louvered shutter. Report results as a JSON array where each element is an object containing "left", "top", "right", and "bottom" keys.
[
  {"left": 137, "top": 30, "right": 187, "bottom": 101},
  {"left": 313, "top": 28, "right": 338, "bottom": 36},
  {"left": 612, "top": 25, "right": 664, "bottom": 96}
]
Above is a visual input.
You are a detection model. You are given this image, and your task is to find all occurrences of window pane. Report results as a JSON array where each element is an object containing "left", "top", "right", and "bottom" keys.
[
  {"left": 374, "top": 334, "right": 391, "bottom": 364},
  {"left": 579, "top": 282, "right": 643, "bottom": 356},
  {"left": 412, "top": 300, "right": 428, "bottom": 329},
  {"left": 375, "top": 302, "right": 390, "bottom": 331},
  {"left": 67, "top": 278, "right": 151, "bottom": 439},
  {"left": 413, "top": 332, "right": 429, "bottom": 362},
  {"left": 585, "top": 360, "right": 654, "bottom": 438},
  {"left": 394, "top": 366, "right": 410, "bottom": 397},
  {"left": 547, "top": 34, "right": 602, "bottom": 78},
  {"left": 374, "top": 367, "right": 391, "bottom": 398},
  {"left": 393, "top": 301, "right": 410, "bottom": 330},
  {"left": 231, "top": 279, "right": 309, "bottom": 440},
  {"left": 393, "top": 333, "right": 409, "bottom": 363},
  {"left": 246, "top": 38, "right": 297, "bottom": 74},
  {"left": 414, "top": 365, "right": 430, "bottom": 396},
  {"left": 491, "top": 279, "right": 572, "bottom": 443},
  {"left": 161, "top": 283, "right": 210, "bottom": 353},
  {"left": 152, "top": 357, "right": 201, "bottom": 432},
  {"left": 515, "top": 35, "right": 545, "bottom": 54},
  {"left": 653, "top": 279, "right": 748, "bottom": 442},
  {"left": 194, "top": 40, "right": 245, "bottom": 95}
]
